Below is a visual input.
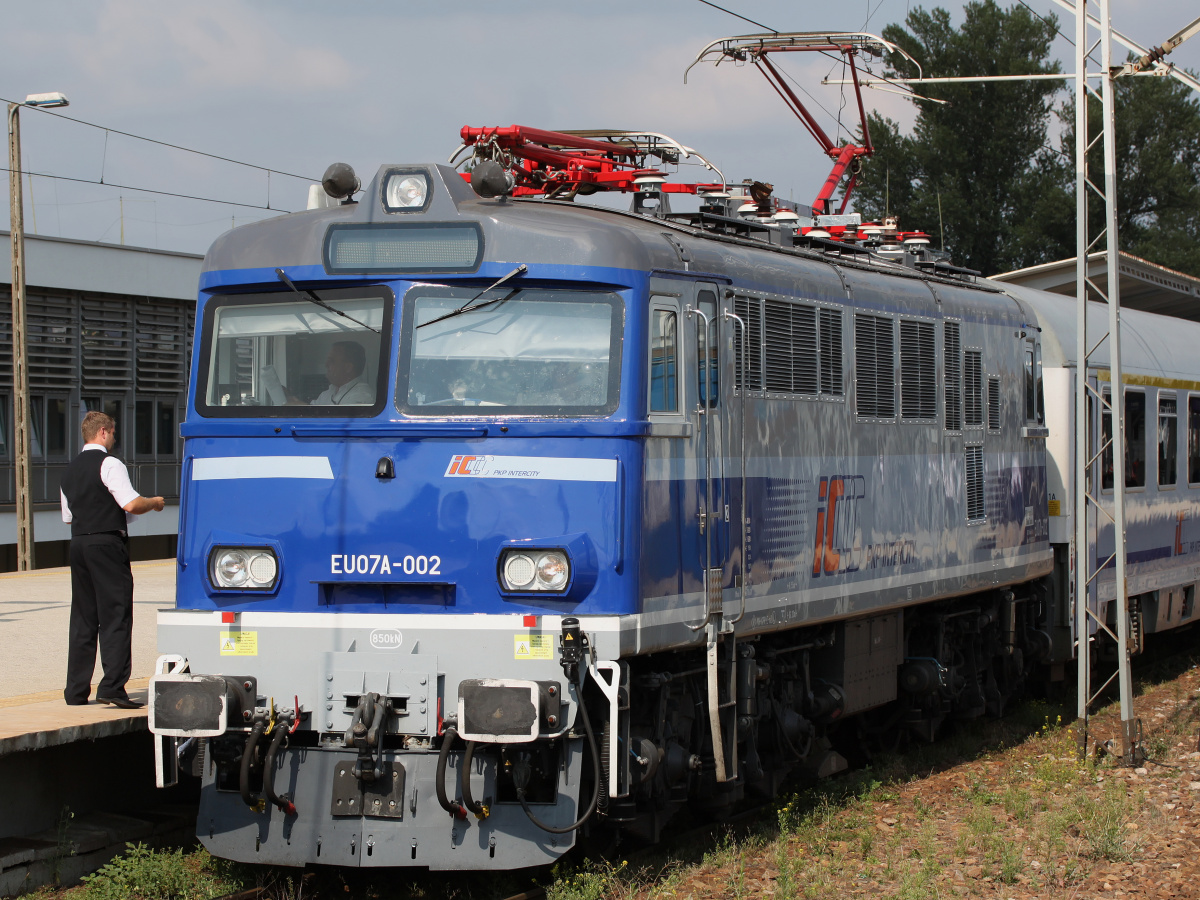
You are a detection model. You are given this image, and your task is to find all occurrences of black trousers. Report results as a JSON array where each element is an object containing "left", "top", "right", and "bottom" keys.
[{"left": 65, "top": 532, "right": 134, "bottom": 704}]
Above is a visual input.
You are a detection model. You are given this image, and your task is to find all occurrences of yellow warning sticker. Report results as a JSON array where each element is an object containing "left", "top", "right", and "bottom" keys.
[
  {"left": 514, "top": 634, "right": 553, "bottom": 660},
  {"left": 220, "top": 631, "right": 258, "bottom": 656},
  {"left": 1048, "top": 499, "right": 1061, "bottom": 516}
]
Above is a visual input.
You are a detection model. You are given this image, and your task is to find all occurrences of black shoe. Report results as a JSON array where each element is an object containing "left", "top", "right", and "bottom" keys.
[
  {"left": 97, "top": 696, "right": 144, "bottom": 710},
  {"left": 65, "top": 698, "right": 90, "bottom": 706}
]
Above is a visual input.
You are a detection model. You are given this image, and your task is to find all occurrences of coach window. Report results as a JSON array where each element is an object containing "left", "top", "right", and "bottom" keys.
[
  {"left": 1101, "top": 390, "right": 1114, "bottom": 490},
  {"left": 1159, "top": 393, "right": 1178, "bottom": 488},
  {"left": 1190, "top": 395, "right": 1200, "bottom": 485},
  {"left": 1125, "top": 390, "right": 1146, "bottom": 489},
  {"left": 650, "top": 306, "right": 679, "bottom": 413}
]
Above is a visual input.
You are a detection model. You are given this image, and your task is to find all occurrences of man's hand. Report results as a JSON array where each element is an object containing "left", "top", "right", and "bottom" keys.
[{"left": 124, "top": 495, "right": 167, "bottom": 514}]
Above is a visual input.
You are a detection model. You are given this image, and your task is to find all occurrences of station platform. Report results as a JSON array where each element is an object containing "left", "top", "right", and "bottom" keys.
[{"left": 0, "top": 560, "right": 195, "bottom": 897}]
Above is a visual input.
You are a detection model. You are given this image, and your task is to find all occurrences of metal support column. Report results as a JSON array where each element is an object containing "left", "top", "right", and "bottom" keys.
[
  {"left": 1073, "top": 0, "right": 1135, "bottom": 764},
  {"left": 7, "top": 103, "right": 35, "bottom": 571}
]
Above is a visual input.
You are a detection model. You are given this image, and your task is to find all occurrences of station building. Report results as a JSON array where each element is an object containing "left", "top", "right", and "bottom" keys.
[{"left": 0, "top": 232, "right": 201, "bottom": 570}]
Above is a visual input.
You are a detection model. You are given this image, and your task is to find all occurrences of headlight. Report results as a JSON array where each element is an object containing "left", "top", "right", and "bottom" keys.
[
  {"left": 504, "top": 554, "right": 537, "bottom": 590},
  {"left": 209, "top": 546, "right": 279, "bottom": 591},
  {"left": 500, "top": 549, "right": 570, "bottom": 593},
  {"left": 384, "top": 172, "right": 429, "bottom": 210}
]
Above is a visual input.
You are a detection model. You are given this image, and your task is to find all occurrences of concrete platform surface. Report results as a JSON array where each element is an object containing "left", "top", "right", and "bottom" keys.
[
  {"left": 0, "top": 681, "right": 149, "bottom": 757},
  {"left": 0, "top": 559, "right": 173, "bottom": 700}
]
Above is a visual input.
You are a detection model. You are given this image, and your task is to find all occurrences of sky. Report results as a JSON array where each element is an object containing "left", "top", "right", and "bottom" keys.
[{"left": 2, "top": 0, "right": 1197, "bottom": 258}]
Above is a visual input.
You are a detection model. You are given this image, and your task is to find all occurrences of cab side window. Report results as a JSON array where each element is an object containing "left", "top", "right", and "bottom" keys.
[{"left": 650, "top": 307, "right": 679, "bottom": 413}]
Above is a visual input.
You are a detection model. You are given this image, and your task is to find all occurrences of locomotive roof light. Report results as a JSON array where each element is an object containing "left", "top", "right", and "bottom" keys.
[
  {"left": 469, "top": 158, "right": 515, "bottom": 199},
  {"left": 384, "top": 171, "right": 430, "bottom": 210},
  {"left": 321, "top": 162, "right": 360, "bottom": 203}
]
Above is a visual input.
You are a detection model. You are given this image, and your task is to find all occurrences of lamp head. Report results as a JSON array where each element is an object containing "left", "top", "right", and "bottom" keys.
[
  {"left": 321, "top": 162, "right": 360, "bottom": 202},
  {"left": 23, "top": 92, "right": 69, "bottom": 109}
]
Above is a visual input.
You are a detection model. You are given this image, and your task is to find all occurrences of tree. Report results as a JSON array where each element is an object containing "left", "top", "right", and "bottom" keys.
[
  {"left": 1064, "top": 72, "right": 1200, "bottom": 275},
  {"left": 851, "top": 1, "right": 1074, "bottom": 275}
]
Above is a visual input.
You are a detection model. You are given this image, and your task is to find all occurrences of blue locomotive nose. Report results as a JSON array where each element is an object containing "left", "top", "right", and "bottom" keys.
[{"left": 179, "top": 436, "right": 631, "bottom": 617}]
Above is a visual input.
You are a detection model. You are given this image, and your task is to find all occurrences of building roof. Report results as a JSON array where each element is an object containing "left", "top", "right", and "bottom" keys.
[
  {"left": 0, "top": 231, "right": 202, "bottom": 302},
  {"left": 991, "top": 251, "right": 1200, "bottom": 322}
]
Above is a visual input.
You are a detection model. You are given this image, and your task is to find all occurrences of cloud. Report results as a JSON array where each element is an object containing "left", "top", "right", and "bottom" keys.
[{"left": 15, "top": 0, "right": 360, "bottom": 108}]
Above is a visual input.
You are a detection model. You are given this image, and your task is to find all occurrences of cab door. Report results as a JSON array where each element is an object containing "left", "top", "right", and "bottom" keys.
[{"left": 644, "top": 280, "right": 723, "bottom": 609}]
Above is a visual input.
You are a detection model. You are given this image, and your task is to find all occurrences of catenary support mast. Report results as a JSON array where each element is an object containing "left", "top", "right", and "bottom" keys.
[{"left": 1073, "top": 0, "right": 1135, "bottom": 764}]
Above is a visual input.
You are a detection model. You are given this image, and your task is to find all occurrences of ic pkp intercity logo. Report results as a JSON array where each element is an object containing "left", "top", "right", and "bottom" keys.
[
  {"left": 446, "top": 455, "right": 492, "bottom": 476},
  {"left": 812, "top": 475, "right": 866, "bottom": 577}
]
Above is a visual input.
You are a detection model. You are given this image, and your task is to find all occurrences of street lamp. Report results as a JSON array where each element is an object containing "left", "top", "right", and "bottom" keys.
[{"left": 8, "top": 91, "right": 68, "bottom": 571}]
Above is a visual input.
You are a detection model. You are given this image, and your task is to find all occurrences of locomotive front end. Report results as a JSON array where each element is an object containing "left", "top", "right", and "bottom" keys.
[{"left": 149, "top": 161, "right": 644, "bottom": 869}]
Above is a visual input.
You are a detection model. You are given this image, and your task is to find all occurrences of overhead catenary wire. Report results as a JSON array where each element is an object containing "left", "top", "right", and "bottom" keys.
[
  {"left": 0, "top": 95, "right": 318, "bottom": 183},
  {"left": 0, "top": 166, "right": 292, "bottom": 213},
  {"left": 692, "top": 0, "right": 777, "bottom": 34}
]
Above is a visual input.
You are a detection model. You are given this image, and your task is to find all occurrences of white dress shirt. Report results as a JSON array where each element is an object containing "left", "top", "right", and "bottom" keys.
[
  {"left": 60, "top": 443, "right": 142, "bottom": 524},
  {"left": 314, "top": 377, "right": 374, "bottom": 406}
]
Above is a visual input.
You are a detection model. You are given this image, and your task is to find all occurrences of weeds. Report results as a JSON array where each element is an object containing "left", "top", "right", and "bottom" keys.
[{"left": 75, "top": 843, "right": 238, "bottom": 900}]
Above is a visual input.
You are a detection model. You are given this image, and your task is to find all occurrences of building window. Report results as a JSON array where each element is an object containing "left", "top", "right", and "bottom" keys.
[
  {"left": 1159, "top": 394, "right": 1178, "bottom": 487},
  {"left": 135, "top": 399, "right": 154, "bottom": 456},
  {"left": 45, "top": 397, "right": 68, "bottom": 458},
  {"left": 157, "top": 401, "right": 176, "bottom": 456}
]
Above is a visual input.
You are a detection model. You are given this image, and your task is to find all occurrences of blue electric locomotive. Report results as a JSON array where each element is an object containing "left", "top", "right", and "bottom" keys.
[{"left": 146, "top": 114, "right": 1200, "bottom": 870}]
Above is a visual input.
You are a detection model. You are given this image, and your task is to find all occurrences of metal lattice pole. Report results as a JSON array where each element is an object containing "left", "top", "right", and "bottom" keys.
[{"left": 1074, "top": 0, "right": 1135, "bottom": 764}]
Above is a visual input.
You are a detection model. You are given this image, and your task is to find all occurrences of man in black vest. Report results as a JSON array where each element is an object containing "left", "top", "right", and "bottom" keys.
[{"left": 60, "top": 411, "right": 165, "bottom": 708}]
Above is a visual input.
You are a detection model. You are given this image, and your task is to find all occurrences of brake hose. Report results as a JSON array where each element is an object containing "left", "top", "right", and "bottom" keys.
[
  {"left": 515, "top": 685, "right": 602, "bottom": 834},
  {"left": 435, "top": 722, "right": 468, "bottom": 820},
  {"left": 262, "top": 719, "right": 297, "bottom": 816},
  {"left": 239, "top": 720, "right": 266, "bottom": 810},
  {"left": 460, "top": 740, "right": 490, "bottom": 819}
]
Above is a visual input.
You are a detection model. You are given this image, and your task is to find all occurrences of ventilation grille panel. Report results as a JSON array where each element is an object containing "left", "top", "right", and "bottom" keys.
[
  {"left": 733, "top": 295, "right": 763, "bottom": 391},
  {"left": 900, "top": 319, "right": 936, "bottom": 419},
  {"left": 964, "top": 350, "right": 983, "bottom": 427},
  {"left": 944, "top": 322, "right": 962, "bottom": 430},
  {"left": 764, "top": 300, "right": 818, "bottom": 393},
  {"left": 819, "top": 308, "right": 844, "bottom": 396},
  {"left": 966, "top": 445, "right": 985, "bottom": 521},
  {"left": 855, "top": 314, "right": 895, "bottom": 418}
]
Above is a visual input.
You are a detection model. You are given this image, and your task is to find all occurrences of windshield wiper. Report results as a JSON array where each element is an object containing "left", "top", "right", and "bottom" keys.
[
  {"left": 275, "top": 269, "right": 380, "bottom": 334},
  {"left": 416, "top": 264, "right": 528, "bottom": 330}
]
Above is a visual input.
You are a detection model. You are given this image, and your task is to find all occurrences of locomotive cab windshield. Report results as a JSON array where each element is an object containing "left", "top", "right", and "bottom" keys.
[
  {"left": 198, "top": 286, "right": 391, "bottom": 415},
  {"left": 399, "top": 286, "right": 624, "bottom": 416}
]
